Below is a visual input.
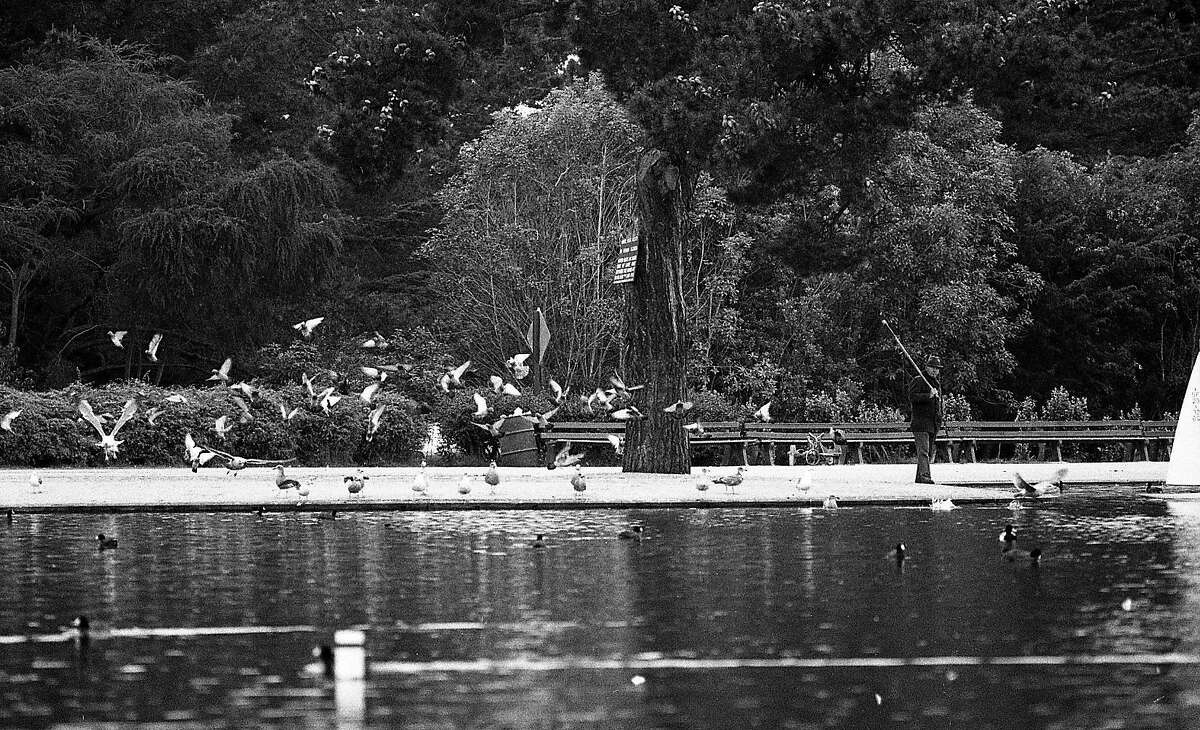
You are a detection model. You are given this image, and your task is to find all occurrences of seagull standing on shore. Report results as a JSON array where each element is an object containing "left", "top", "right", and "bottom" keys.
[
  {"left": 345, "top": 469, "right": 368, "bottom": 495},
  {"left": 710, "top": 466, "right": 745, "bottom": 493}
]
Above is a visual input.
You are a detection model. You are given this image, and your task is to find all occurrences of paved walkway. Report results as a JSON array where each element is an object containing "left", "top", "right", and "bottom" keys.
[{"left": 3, "top": 461, "right": 1169, "bottom": 514}]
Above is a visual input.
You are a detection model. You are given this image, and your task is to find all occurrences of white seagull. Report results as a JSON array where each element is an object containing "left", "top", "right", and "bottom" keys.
[
  {"left": 439, "top": 360, "right": 471, "bottom": 392},
  {"left": 208, "top": 357, "right": 233, "bottom": 384},
  {"left": 78, "top": 399, "right": 137, "bottom": 460},
  {"left": 366, "top": 404, "right": 385, "bottom": 440},
  {"left": 293, "top": 317, "right": 324, "bottom": 338},
  {"left": 145, "top": 333, "right": 163, "bottom": 362},
  {"left": 752, "top": 401, "right": 772, "bottom": 422},
  {"left": 107, "top": 330, "right": 127, "bottom": 348}
]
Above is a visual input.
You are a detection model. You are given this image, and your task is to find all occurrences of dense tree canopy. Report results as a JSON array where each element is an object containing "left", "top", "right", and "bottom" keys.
[{"left": 1, "top": 1, "right": 1199, "bottom": 422}]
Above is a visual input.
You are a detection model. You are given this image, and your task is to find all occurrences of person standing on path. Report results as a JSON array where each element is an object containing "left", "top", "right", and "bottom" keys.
[{"left": 909, "top": 355, "right": 943, "bottom": 484}]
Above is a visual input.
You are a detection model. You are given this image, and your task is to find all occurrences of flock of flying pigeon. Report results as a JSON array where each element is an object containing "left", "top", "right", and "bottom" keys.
[{"left": 5, "top": 317, "right": 1071, "bottom": 506}]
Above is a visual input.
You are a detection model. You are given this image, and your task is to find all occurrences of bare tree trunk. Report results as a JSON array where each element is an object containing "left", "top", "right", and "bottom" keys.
[{"left": 622, "top": 150, "right": 689, "bottom": 474}]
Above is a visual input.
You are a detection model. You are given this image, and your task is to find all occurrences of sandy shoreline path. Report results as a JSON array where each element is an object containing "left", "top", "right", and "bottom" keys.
[{"left": 2, "top": 462, "right": 1169, "bottom": 514}]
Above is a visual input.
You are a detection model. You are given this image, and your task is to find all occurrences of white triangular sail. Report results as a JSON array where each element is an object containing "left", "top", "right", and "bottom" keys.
[{"left": 1167, "top": 351, "right": 1200, "bottom": 486}]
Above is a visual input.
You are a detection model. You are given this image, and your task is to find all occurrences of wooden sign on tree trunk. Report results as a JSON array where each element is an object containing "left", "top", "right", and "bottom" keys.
[{"left": 621, "top": 150, "right": 690, "bottom": 474}]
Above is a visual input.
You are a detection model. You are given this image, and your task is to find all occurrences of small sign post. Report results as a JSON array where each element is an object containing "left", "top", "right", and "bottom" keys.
[{"left": 612, "top": 235, "right": 639, "bottom": 285}]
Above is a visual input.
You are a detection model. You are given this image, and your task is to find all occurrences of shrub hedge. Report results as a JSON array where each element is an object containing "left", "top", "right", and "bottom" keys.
[{"left": 0, "top": 381, "right": 427, "bottom": 467}]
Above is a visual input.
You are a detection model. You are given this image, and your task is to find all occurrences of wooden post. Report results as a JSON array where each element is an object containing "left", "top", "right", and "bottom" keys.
[{"left": 621, "top": 150, "right": 690, "bottom": 474}]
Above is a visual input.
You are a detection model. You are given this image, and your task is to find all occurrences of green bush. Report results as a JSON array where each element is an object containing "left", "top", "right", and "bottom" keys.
[{"left": 0, "top": 381, "right": 427, "bottom": 467}]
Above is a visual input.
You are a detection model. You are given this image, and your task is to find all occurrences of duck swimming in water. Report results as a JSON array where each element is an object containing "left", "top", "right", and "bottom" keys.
[
  {"left": 96, "top": 533, "right": 118, "bottom": 549},
  {"left": 1002, "top": 546, "right": 1042, "bottom": 565},
  {"left": 998, "top": 524, "right": 1017, "bottom": 545},
  {"left": 618, "top": 526, "right": 643, "bottom": 540}
]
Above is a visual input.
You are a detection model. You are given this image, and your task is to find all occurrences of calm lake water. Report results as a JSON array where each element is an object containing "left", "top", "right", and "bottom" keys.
[{"left": 3, "top": 489, "right": 1200, "bottom": 728}]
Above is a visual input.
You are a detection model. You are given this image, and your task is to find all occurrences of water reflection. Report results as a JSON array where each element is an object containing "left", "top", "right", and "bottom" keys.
[{"left": 2, "top": 490, "right": 1199, "bottom": 726}]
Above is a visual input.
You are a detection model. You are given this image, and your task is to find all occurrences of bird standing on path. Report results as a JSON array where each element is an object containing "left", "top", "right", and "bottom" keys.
[
  {"left": 412, "top": 461, "right": 429, "bottom": 495},
  {"left": 571, "top": 466, "right": 587, "bottom": 495},
  {"left": 457, "top": 475, "right": 473, "bottom": 495},
  {"left": 273, "top": 465, "right": 301, "bottom": 493},
  {"left": 710, "top": 466, "right": 745, "bottom": 493},
  {"left": 345, "top": 469, "right": 368, "bottom": 495},
  {"left": 823, "top": 495, "right": 839, "bottom": 509},
  {"left": 484, "top": 461, "right": 500, "bottom": 492}
]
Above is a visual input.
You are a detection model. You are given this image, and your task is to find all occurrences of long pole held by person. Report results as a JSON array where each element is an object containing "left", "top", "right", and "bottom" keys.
[{"left": 881, "top": 319, "right": 936, "bottom": 392}]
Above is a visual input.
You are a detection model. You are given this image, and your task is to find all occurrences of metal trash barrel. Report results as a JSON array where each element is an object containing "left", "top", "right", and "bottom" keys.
[{"left": 497, "top": 415, "right": 539, "bottom": 466}]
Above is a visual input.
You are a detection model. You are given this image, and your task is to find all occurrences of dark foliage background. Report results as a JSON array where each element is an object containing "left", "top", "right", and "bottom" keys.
[{"left": 1, "top": 0, "right": 1198, "bottom": 464}]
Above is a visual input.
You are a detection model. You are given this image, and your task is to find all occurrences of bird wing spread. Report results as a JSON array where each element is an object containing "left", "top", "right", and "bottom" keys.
[
  {"left": 109, "top": 399, "right": 138, "bottom": 436},
  {"left": 77, "top": 400, "right": 109, "bottom": 438}
]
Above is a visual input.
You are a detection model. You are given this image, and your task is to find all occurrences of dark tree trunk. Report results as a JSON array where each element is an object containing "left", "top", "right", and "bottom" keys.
[{"left": 622, "top": 150, "right": 690, "bottom": 474}]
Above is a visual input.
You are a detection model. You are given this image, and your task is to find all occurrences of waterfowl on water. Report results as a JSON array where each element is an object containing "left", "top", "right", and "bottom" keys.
[
  {"left": 887, "top": 543, "right": 906, "bottom": 562},
  {"left": 1002, "top": 546, "right": 1042, "bottom": 565},
  {"left": 998, "top": 525, "right": 1017, "bottom": 545},
  {"left": 823, "top": 495, "right": 839, "bottom": 509},
  {"left": 531, "top": 534, "right": 547, "bottom": 549},
  {"left": 618, "top": 526, "right": 643, "bottom": 540},
  {"left": 96, "top": 533, "right": 118, "bottom": 549}
]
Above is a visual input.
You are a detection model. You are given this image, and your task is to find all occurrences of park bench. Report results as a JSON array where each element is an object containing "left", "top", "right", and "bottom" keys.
[
  {"left": 1141, "top": 419, "right": 1176, "bottom": 460},
  {"left": 943, "top": 420, "right": 1146, "bottom": 462},
  {"left": 538, "top": 420, "right": 753, "bottom": 465},
  {"left": 743, "top": 422, "right": 847, "bottom": 465}
]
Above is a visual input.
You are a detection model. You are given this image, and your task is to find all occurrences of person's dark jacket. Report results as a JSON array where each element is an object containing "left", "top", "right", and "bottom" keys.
[{"left": 908, "top": 374, "right": 942, "bottom": 433}]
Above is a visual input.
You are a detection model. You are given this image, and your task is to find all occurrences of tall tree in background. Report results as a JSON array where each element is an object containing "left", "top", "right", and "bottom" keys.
[
  {"left": 558, "top": 1, "right": 945, "bottom": 470},
  {"left": 0, "top": 33, "right": 341, "bottom": 382}
]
